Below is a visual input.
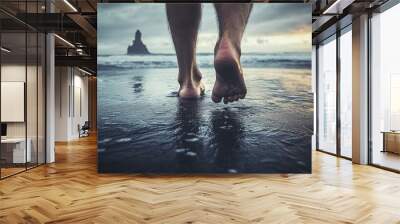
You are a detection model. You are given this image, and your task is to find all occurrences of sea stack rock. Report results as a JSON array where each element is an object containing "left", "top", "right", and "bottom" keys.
[{"left": 127, "top": 30, "right": 150, "bottom": 55}]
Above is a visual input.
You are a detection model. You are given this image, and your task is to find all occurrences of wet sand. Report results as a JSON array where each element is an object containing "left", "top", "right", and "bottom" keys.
[{"left": 98, "top": 67, "right": 313, "bottom": 173}]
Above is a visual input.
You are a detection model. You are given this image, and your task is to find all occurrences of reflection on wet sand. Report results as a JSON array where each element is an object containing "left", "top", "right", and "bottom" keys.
[
  {"left": 174, "top": 99, "right": 244, "bottom": 173},
  {"left": 98, "top": 67, "right": 313, "bottom": 173},
  {"left": 174, "top": 99, "right": 203, "bottom": 171},
  {"left": 210, "top": 108, "right": 243, "bottom": 173}
]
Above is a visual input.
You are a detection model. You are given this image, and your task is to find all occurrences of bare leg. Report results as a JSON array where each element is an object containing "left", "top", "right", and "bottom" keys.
[
  {"left": 212, "top": 3, "right": 252, "bottom": 104},
  {"left": 166, "top": 3, "right": 205, "bottom": 98}
]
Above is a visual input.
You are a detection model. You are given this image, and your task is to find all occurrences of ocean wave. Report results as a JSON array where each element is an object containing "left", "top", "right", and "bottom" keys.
[
  {"left": 98, "top": 54, "right": 311, "bottom": 70},
  {"left": 98, "top": 61, "right": 177, "bottom": 70}
]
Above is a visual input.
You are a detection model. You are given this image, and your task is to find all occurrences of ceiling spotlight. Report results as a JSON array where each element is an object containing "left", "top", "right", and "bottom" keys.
[
  {"left": 63, "top": 0, "right": 78, "bottom": 12},
  {"left": 1, "top": 47, "right": 11, "bottom": 53},
  {"left": 76, "top": 48, "right": 84, "bottom": 55}
]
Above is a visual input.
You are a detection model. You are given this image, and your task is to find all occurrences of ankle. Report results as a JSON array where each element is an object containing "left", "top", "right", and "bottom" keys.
[
  {"left": 192, "top": 66, "right": 202, "bottom": 82},
  {"left": 216, "top": 35, "right": 241, "bottom": 57},
  {"left": 179, "top": 67, "right": 202, "bottom": 85}
]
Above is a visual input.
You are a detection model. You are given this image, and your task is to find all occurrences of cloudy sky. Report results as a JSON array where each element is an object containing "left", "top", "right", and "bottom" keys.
[{"left": 98, "top": 3, "right": 311, "bottom": 55}]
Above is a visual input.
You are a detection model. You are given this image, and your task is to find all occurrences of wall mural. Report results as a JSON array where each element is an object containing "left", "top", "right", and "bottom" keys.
[{"left": 98, "top": 3, "right": 313, "bottom": 173}]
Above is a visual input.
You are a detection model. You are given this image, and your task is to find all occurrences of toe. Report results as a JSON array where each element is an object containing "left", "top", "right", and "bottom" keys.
[{"left": 223, "top": 97, "right": 229, "bottom": 104}]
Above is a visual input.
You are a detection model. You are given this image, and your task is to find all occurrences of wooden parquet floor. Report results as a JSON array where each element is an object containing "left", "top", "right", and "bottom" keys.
[{"left": 1, "top": 135, "right": 400, "bottom": 224}]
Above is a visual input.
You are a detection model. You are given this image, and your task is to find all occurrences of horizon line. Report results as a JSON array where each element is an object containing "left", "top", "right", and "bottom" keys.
[{"left": 98, "top": 51, "right": 311, "bottom": 56}]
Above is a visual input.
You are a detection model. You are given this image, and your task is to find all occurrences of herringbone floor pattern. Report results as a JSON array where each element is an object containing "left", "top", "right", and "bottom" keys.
[{"left": 1, "top": 135, "right": 400, "bottom": 224}]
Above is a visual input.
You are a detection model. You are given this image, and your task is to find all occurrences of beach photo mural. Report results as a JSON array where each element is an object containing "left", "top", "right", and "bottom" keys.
[{"left": 97, "top": 3, "right": 313, "bottom": 173}]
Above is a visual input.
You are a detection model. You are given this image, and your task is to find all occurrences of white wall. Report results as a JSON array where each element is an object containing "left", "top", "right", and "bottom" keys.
[
  {"left": 55, "top": 67, "right": 89, "bottom": 141},
  {"left": 55, "top": 66, "right": 70, "bottom": 141},
  {"left": 69, "top": 73, "right": 89, "bottom": 138}
]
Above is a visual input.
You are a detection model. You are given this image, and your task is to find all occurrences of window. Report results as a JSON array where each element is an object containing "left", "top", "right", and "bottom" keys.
[
  {"left": 317, "top": 36, "right": 337, "bottom": 154},
  {"left": 370, "top": 3, "right": 400, "bottom": 171},
  {"left": 339, "top": 28, "right": 352, "bottom": 158}
]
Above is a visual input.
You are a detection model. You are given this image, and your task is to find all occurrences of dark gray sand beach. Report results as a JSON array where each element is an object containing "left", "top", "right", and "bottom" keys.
[{"left": 98, "top": 53, "right": 313, "bottom": 173}]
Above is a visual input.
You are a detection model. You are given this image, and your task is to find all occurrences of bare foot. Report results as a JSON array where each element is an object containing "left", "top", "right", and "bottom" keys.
[
  {"left": 178, "top": 66, "right": 205, "bottom": 99},
  {"left": 212, "top": 37, "right": 246, "bottom": 104}
]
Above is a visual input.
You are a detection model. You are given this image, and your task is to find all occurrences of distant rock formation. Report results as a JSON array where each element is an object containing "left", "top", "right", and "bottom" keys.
[{"left": 127, "top": 30, "right": 150, "bottom": 55}]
